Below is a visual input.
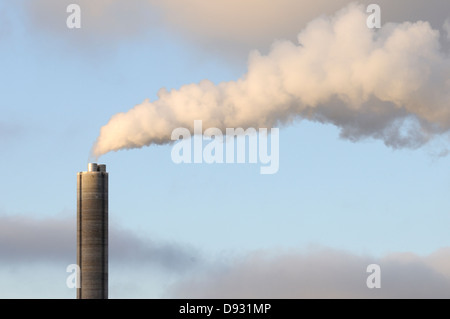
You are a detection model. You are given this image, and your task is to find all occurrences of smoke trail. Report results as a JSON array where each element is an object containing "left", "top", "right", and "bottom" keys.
[{"left": 92, "top": 4, "right": 450, "bottom": 158}]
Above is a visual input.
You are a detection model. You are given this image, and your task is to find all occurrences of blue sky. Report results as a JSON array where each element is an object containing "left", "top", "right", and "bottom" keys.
[{"left": 1, "top": 0, "right": 450, "bottom": 298}]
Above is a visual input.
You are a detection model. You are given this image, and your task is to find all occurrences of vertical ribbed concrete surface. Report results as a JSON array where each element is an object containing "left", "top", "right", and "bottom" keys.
[{"left": 77, "top": 163, "right": 108, "bottom": 299}]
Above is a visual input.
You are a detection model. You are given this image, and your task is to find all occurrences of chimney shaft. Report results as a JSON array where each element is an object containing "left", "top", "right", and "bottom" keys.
[{"left": 77, "top": 163, "right": 108, "bottom": 299}]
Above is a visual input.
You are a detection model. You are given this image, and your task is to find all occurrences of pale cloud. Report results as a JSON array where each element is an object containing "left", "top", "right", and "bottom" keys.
[
  {"left": 0, "top": 5, "right": 12, "bottom": 42},
  {"left": 168, "top": 247, "right": 450, "bottom": 298},
  {"left": 152, "top": 0, "right": 350, "bottom": 58},
  {"left": 0, "top": 122, "right": 24, "bottom": 144},
  {"left": 18, "top": 1, "right": 450, "bottom": 58},
  {"left": 154, "top": 0, "right": 450, "bottom": 58},
  {"left": 0, "top": 215, "right": 73, "bottom": 263},
  {"left": 444, "top": 19, "right": 450, "bottom": 40},
  {"left": 18, "top": 0, "right": 159, "bottom": 52}
]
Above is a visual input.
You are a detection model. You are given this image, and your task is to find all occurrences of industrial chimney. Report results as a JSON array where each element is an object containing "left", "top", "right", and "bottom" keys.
[{"left": 77, "top": 163, "right": 108, "bottom": 299}]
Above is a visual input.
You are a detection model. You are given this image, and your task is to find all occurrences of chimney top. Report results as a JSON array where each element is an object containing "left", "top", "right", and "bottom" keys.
[{"left": 87, "top": 163, "right": 106, "bottom": 172}]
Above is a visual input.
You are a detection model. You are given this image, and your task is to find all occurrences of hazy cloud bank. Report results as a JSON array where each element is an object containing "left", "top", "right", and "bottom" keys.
[
  {"left": 18, "top": 0, "right": 450, "bottom": 57},
  {"left": 0, "top": 214, "right": 199, "bottom": 272},
  {"left": 168, "top": 247, "right": 450, "bottom": 298}
]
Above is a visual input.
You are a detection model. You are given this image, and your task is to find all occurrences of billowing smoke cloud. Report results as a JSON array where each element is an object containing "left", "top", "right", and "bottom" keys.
[
  {"left": 168, "top": 247, "right": 450, "bottom": 298},
  {"left": 92, "top": 4, "right": 450, "bottom": 158}
]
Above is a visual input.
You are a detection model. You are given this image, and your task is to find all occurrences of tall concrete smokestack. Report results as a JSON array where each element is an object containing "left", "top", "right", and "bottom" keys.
[{"left": 77, "top": 163, "right": 108, "bottom": 299}]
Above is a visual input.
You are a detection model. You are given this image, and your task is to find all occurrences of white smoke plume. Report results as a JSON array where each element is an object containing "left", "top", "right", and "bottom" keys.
[{"left": 92, "top": 4, "right": 450, "bottom": 158}]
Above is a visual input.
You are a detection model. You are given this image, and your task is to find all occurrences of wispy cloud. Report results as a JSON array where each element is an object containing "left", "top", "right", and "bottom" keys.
[
  {"left": 108, "top": 224, "right": 200, "bottom": 272},
  {"left": 16, "top": 0, "right": 450, "bottom": 58},
  {"left": 2, "top": 214, "right": 449, "bottom": 298},
  {"left": 16, "top": 0, "right": 158, "bottom": 52},
  {"left": 0, "top": 214, "right": 199, "bottom": 272},
  {"left": 0, "top": 215, "right": 73, "bottom": 263},
  {"left": 0, "top": 122, "right": 24, "bottom": 144},
  {"left": 0, "top": 4, "right": 12, "bottom": 42}
]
